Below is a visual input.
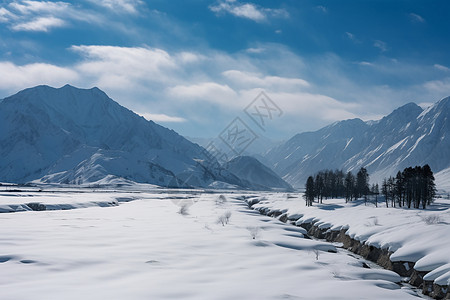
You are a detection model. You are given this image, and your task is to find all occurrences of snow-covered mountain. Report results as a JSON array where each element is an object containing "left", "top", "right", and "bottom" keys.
[
  {"left": 264, "top": 97, "right": 450, "bottom": 188},
  {"left": 0, "top": 85, "right": 248, "bottom": 188},
  {"left": 187, "top": 135, "right": 283, "bottom": 157},
  {"left": 223, "top": 156, "right": 293, "bottom": 191}
]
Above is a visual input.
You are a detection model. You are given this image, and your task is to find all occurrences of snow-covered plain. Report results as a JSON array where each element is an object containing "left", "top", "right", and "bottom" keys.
[
  {"left": 0, "top": 189, "right": 422, "bottom": 299},
  {"left": 250, "top": 193, "right": 450, "bottom": 288}
]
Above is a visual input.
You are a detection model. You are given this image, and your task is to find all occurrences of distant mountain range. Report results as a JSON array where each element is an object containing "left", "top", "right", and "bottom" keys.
[
  {"left": 0, "top": 85, "right": 290, "bottom": 190},
  {"left": 223, "top": 156, "right": 293, "bottom": 191},
  {"left": 2, "top": 85, "right": 448, "bottom": 192},
  {"left": 263, "top": 97, "right": 450, "bottom": 190}
]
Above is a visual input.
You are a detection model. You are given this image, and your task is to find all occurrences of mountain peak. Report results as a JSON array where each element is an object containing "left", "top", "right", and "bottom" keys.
[
  {"left": 60, "top": 84, "right": 102, "bottom": 92},
  {"left": 381, "top": 102, "right": 422, "bottom": 124},
  {"left": 224, "top": 156, "right": 293, "bottom": 190},
  {"left": 394, "top": 102, "right": 422, "bottom": 114}
]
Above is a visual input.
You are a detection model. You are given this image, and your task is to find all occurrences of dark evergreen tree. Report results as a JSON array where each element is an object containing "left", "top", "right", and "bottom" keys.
[
  {"left": 403, "top": 167, "right": 413, "bottom": 208},
  {"left": 394, "top": 171, "right": 404, "bottom": 207},
  {"left": 304, "top": 176, "right": 315, "bottom": 207},
  {"left": 335, "top": 169, "right": 345, "bottom": 198},
  {"left": 344, "top": 171, "right": 355, "bottom": 202},
  {"left": 422, "top": 164, "right": 436, "bottom": 209},
  {"left": 314, "top": 173, "right": 324, "bottom": 203},
  {"left": 371, "top": 183, "right": 379, "bottom": 207},
  {"left": 388, "top": 176, "right": 395, "bottom": 207},
  {"left": 356, "top": 167, "right": 369, "bottom": 199},
  {"left": 382, "top": 178, "right": 389, "bottom": 207}
]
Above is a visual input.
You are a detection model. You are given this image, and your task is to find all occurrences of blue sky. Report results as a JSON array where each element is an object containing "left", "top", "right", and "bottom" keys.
[{"left": 1, "top": 0, "right": 450, "bottom": 140}]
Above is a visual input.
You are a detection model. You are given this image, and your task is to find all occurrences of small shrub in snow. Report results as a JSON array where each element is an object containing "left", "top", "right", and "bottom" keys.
[
  {"left": 178, "top": 203, "right": 190, "bottom": 216},
  {"left": 331, "top": 269, "right": 341, "bottom": 278},
  {"left": 217, "top": 215, "right": 227, "bottom": 226},
  {"left": 365, "top": 216, "right": 379, "bottom": 226},
  {"left": 247, "top": 226, "right": 260, "bottom": 239},
  {"left": 216, "top": 211, "right": 232, "bottom": 226},
  {"left": 216, "top": 195, "right": 227, "bottom": 205},
  {"left": 421, "top": 214, "right": 442, "bottom": 225},
  {"left": 224, "top": 211, "right": 232, "bottom": 223},
  {"left": 313, "top": 249, "right": 320, "bottom": 261}
]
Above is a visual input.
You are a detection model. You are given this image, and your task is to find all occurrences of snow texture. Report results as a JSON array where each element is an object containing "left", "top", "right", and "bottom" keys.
[{"left": 0, "top": 189, "right": 421, "bottom": 299}]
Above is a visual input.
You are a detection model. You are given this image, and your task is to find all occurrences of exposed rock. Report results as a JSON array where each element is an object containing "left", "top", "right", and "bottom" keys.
[
  {"left": 279, "top": 213, "right": 288, "bottom": 223},
  {"left": 410, "top": 269, "right": 428, "bottom": 287},
  {"left": 433, "top": 284, "right": 448, "bottom": 299},
  {"left": 424, "top": 280, "right": 434, "bottom": 296},
  {"left": 26, "top": 202, "right": 46, "bottom": 211}
]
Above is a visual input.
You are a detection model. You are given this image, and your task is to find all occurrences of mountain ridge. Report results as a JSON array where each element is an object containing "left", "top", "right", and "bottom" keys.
[
  {"left": 263, "top": 97, "right": 450, "bottom": 189},
  {"left": 0, "top": 85, "right": 254, "bottom": 188},
  {"left": 223, "top": 156, "right": 293, "bottom": 191}
]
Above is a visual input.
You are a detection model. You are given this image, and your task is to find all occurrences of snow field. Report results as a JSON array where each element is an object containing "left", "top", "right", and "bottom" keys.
[{"left": 0, "top": 190, "right": 421, "bottom": 299}]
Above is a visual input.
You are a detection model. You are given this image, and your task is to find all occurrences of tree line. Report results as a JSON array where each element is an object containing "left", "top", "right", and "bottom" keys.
[
  {"left": 304, "top": 168, "right": 370, "bottom": 206},
  {"left": 304, "top": 165, "right": 436, "bottom": 209},
  {"left": 381, "top": 165, "right": 436, "bottom": 209}
]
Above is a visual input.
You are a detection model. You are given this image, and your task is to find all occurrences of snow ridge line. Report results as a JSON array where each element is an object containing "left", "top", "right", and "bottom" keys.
[
  {"left": 244, "top": 198, "right": 449, "bottom": 299},
  {"left": 0, "top": 198, "right": 123, "bottom": 213}
]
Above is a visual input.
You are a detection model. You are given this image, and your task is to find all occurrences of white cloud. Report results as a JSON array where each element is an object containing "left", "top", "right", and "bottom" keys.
[
  {"left": 168, "top": 82, "right": 238, "bottom": 107},
  {"left": 0, "top": 61, "right": 78, "bottom": 90},
  {"left": 239, "top": 89, "right": 358, "bottom": 121},
  {"left": 246, "top": 47, "right": 265, "bottom": 54},
  {"left": 12, "top": 16, "right": 65, "bottom": 32},
  {"left": 409, "top": 13, "right": 425, "bottom": 23},
  {"left": 1, "top": 1, "right": 86, "bottom": 32},
  {"left": 1, "top": 0, "right": 121, "bottom": 33},
  {"left": 373, "top": 40, "right": 388, "bottom": 52},
  {"left": 9, "top": 1, "right": 70, "bottom": 14},
  {"left": 0, "top": 7, "right": 16, "bottom": 22},
  {"left": 434, "top": 64, "right": 450, "bottom": 72},
  {"left": 358, "top": 61, "right": 374, "bottom": 67},
  {"left": 137, "top": 112, "right": 186, "bottom": 123},
  {"left": 227, "top": 3, "right": 265, "bottom": 21},
  {"left": 209, "top": 1, "right": 288, "bottom": 22},
  {"left": 424, "top": 77, "right": 450, "bottom": 94},
  {"left": 71, "top": 45, "right": 178, "bottom": 89},
  {"left": 222, "top": 70, "right": 309, "bottom": 90},
  {"left": 88, "top": 0, "right": 144, "bottom": 14},
  {"left": 177, "top": 52, "right": 204, "bottom": 64}
]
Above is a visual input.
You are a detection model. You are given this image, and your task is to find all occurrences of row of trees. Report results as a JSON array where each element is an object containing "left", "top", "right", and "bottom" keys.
[
  {"left": 381, "top": 165, "right": 436, "bottom": 209},
  {"left": 304, "top": 165, "right": 436, "bottom": 209},
  {"left": 304, "top": 168, "right": 369, "bottom": 206}
]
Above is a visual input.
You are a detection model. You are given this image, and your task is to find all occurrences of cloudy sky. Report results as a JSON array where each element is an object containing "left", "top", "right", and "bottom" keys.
[{"left": 1, "top": 0, "right": 450, "bottom": 140}]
